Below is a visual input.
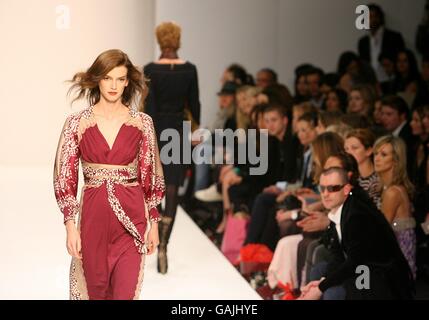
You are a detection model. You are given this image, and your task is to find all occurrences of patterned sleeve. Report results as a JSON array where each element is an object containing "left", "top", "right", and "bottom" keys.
[
  {"left": 53, "top": 114, "right": 81, "bottom": 224},
  {"left": 138, "top": 113, "right": 165, "bottom": 222}
]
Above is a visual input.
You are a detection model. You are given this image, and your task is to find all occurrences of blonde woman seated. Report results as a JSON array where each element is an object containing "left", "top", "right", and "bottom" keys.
[{"left": 374, "top": 135, "right": 417, "bottom": 278}]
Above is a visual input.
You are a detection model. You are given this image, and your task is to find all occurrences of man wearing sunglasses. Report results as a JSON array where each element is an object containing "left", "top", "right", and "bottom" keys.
[{"left": 299, "top": 167, "right": 414, "bottom": 300}]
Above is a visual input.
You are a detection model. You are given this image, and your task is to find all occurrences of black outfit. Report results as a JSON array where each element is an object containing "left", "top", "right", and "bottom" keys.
[
  {"left": 318, "top": 186, "right": 415, "bottom": 299},
  {"left": 358, "top": 28, "right": 405, "bottom": 63},
  {"left": 144, "top": 62, "right": 200, "bottom": 186},
  {"left": 144, "top": 61, "right": 200, "bottom": 274}
]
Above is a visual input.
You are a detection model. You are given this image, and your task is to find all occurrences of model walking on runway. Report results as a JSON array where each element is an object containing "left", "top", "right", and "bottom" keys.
[{"left": 54, "top": 49, "right": 165, "bottom": 299}]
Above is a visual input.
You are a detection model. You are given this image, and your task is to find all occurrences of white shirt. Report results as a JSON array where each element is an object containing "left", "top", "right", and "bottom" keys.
[
  {"left": 328, "top": 204, "right": 344, "bottom": 242},
  {"left": 392, "top": 120, "right": 407, "bottom": 137},
  {"left": 369, "top": 26, "right": 387, "bottom": 82}
]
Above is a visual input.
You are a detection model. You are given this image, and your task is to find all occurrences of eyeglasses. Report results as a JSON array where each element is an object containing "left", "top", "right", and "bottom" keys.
[{"left": 318, "top": 184, "right": 346, "bottom": 193}]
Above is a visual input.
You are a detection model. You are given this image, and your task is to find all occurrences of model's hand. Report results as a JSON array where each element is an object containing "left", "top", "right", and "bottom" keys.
[
  {"left": 65, "top": 221, "right": 82, "bottom": 260},
  {"left": 146, "top": 223, "right": 159, "bottom": 255}
]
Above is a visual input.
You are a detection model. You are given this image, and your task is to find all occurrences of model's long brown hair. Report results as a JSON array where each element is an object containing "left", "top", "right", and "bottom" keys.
[{"left": 68, "top": 49, "right": 147, "bottom": 110}]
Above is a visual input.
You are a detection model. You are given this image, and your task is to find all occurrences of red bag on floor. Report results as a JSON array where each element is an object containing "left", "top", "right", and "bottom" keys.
[
  {"left": 221, "top": 213, "right": 250, "bottom": 265},
  {"left": 238, "top": 244, "right": 273, "bottom": 276}
]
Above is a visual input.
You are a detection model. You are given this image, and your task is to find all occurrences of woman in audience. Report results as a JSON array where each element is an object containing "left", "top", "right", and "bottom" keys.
[
  {"left": 409, "top": 106, "right": 429, "bottom": 189},
  {"left": 323, "top": 88, "right": 348, "bottom": 113},
  {"left": 344, "top": 129, "right": 381, "bottom": 207},
  {"left": 291, "top": 102, "right": 317, "bottom": 134},
  {"left": 374, "top": 135, "right": 417, "bottom": 278},
  {"left": 347, "top": 84, "right": 377, "bottom": 120}
]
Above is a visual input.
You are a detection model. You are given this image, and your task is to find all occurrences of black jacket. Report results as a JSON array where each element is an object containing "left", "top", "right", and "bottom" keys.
[
  {"left": 319, "top": 187, "right": 415, "bottom": 299},
  {"left": 358, "top": 28, "right": 405, "bottom": 63}
]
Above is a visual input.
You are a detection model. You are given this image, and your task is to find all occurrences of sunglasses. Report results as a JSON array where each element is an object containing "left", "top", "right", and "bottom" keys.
[{"left": 318, "top": 184, "right": 346, "bottom": 193}]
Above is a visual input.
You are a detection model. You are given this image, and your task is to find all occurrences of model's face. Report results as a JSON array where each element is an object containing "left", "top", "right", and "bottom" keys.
[
  {"left": 374, "top": 143, "right": 395, "bottom": 174},
  {"left": 218, "top": 95, "right": 234, "bottom": 109},
  {"left": 410, "top": 111, "right": 424, "bottom": 136},
  {"left": 256, "top": 71, "right": 273, "bottom": 89},
  {"left": 348, "top": 90, "right": 365, "bottom": 114},
  {"left": 319, "top": 172, "right": 350, "bottom": 210},
  {"left": 297, "top": 120, "right": 317, "bottom": 146},
  {"left": 326, "top": 91, "right": 341, "bottom": 112},
  {"left": 306, "top": 74, "right": 321, "bottom": 98},
  {"left": 99, "top": 66, "right": 128, "bottom": 103},
  {"left": 381, "top": 105, "right": 404, "bottom": 132},
  {"left": 345, "top": 137, "right": 372, "bottom": 165},
  {"left": 397, "top": 53, "right": 409, "bottom": 76},
  {"left": 264, "top": 110, "right": 287, "bottom": 137}
]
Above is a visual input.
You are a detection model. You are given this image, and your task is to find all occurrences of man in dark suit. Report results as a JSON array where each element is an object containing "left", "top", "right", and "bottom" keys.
[
  {"left": 299, "top": 167, "right": 414, "bottom": 300},
  {"left": 380, "top": 95, "right": 414, "bottom": 176},
  {"left": 358, "top": 4, "right": 405, "bottom": 82}
]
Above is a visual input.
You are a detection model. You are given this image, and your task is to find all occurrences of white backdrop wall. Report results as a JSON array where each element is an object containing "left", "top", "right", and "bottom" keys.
[
  {"left": 0, "top": 0, "right": 423, "bottom": 166},
  {"left": 0, "top": 0, "right": 155, "bottom": 166},
  {"left": 155, "top": 0, "right": 424, "bottom": 129}
]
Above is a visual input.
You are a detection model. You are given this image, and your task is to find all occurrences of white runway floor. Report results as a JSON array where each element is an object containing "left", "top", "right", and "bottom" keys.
[{"left": 0, "top": 166, "right": 261, "bottom": 300}]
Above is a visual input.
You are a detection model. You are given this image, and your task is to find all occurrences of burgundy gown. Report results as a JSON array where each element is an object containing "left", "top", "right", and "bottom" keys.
[{"left": 54, "top": 105, "right": 165, "bottom": 300}]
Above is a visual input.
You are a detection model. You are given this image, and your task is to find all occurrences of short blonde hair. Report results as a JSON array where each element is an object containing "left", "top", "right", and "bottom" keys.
[{"left": 156, "top": 21, "right": 181, "bottom": 51}]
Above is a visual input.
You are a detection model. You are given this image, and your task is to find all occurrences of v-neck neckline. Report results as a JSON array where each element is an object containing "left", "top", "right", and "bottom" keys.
[{"left": 90, "top": 105, "right": 132, "bottom": 152}]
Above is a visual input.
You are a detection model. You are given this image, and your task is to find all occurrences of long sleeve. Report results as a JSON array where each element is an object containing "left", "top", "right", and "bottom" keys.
[
  {"left": 53, "top": 114, "right": 81, "bottom": 224},
  {"left": 188, "top": 65, "right": 201, "bottom": 124},
  {"left": 138, "top": 113, "right": 165, "bottom": 222}
]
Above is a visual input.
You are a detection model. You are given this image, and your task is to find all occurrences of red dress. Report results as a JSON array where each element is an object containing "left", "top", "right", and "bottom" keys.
[{"left": 53, "top": 106, "right": 165, "bottom": 300}]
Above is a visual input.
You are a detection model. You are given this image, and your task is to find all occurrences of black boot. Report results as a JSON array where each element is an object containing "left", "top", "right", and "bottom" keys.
[{"left": 157, "top": 216, "right": 174, "bottom": 274}]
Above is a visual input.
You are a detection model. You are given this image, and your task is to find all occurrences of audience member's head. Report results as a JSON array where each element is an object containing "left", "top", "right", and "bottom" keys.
[
  {"left": 373, "top": 135, "right": 414, "bottom": 195},
  {"left": 410, "top": 106, "right": 427, "bottom": 139},
  {"left": 294, "top": 64, "right": 313, "bottom": 101},
  {"left": 292, "top": 102, "right": 318, "bottom": 134},
  {"left": 320, "top": 73, "right": 340, "bottom": 97},
  {"left": 316, "top": 111, "right": 343, "bottom": 135},
  {"left": 261, "top": 83, "right": 294, "bottom": 110},
  {"left": 380, "top": 95, "right": 409, "bottom": 132},
  {"left": 217, "top": 81, "right": 237, "bottom": 109},
  {"left": 325, "top": 88, "right": 348, "bottom": 113},
  {"left": 222, "top": 63, "right": 254, "bottom": 85},
  {"left": 312, "top": 132, "right": 345, "bottom": 183},
  {"left": 338, "top": 51, "right": 360, "bottom": 77},
  {"left": 344, "top": 129, "right": 376, "bottom": 170},
  {"left": 341, "top": 113, "right": 371, "bottom": 129},
  {"left": 263, "top": 104, "right": 289, "bottom": 139},
  {"left": 396, "top": 49, "right": 421, "bottom": 83},
  {"left": 326, "top": 123, "right": 353, "bottom": 139},
  {"left": 347, "top": 84, "right": 377, "bottom": 117},
  {"left": 296, "top": 112, "right": 319, "bottom": 148},
  {"left": 373, "top": 99, "right": 383, "bottom": 125},
  {"left": 306, "top": 67, "right": 324, "bottom": 100},
  {"left": 318, "top": 167, "right": 353, "bottom": 210},
  {"left": 236, "top": 85, "right": 261, "bottom": 116},
  {"left": 379, "top": 52, "right": 396, "bottom": 78},
  {"left": 324, "top": 152, "right": 360, "bottom": 187},
  {"left": 250, "top": 104, "right": 268, "bottom": 130},
  {"left": 368, "top": 3, "right": 385, "bottom": 31},
  {"left": 256, "top": 68, "right": 278, "bottom": 89}
]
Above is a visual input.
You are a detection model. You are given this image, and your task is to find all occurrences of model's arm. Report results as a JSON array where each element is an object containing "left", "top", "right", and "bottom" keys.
[
  {"left": 138, "top": 113, "right": 166, "bottom": 223},
  {"left": 53, "top": 114, "right": 82, "bottom": 259},
  {"left": 188, "top": 65, "right": 201, "bottom": 125}
]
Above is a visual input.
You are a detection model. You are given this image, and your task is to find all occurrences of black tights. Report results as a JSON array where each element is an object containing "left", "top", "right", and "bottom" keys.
[{"left": 158, "top": 184, "right": 180, "bottom": 223}]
